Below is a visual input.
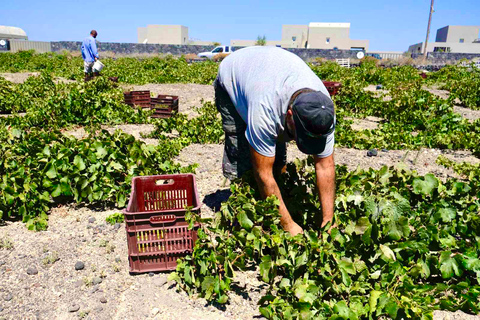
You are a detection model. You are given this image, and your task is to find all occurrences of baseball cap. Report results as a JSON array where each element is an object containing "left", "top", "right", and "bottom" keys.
[{"left": 291, "top": 91, "right": 335, "bottom": 155}]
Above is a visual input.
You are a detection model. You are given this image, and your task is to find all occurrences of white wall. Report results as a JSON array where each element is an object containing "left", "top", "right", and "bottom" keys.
[
  {"left": 137, "top": 25, "right": 187, "bottom": 45},
  {"left": 9, "top": 40, "right": 51, "bottom": 53}
]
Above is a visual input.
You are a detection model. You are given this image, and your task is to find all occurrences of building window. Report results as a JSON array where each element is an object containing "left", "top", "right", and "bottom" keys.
[
  {"left": 460, "top": 38, "right": 464, "bottom": 43},
  {"left": 326, "top": 37, "right": 330, "bottom": 44},
  {"left": 433, "top": 47, "right": 451, "bottom": 53},
  {"left": 292, "top": 36, "right": 296, "bottom": 41}
]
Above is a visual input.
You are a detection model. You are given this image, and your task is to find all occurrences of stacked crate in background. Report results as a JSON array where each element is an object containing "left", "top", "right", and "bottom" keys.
[
  {"left": 124, "top": 91, "right": 179, "bottom": 118},
  {"left": 322, "top": 81, "right": 342, "bottom": 96}
]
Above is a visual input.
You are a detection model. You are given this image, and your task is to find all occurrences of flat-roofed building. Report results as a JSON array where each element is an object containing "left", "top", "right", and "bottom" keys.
[
  {"left": 138, "top": 25, "right": 189, "bottom": 45},
  {"left": 408, "top": 25, "right": 480, "bottom": 54},
  {"left": 231, "top": 22, "right": 369, "bottom": 51}
]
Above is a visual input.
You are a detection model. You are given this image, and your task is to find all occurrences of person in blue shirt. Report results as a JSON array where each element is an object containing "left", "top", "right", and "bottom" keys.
[{"left": 81, "top": 30, "right": 99, "bottom": 81}]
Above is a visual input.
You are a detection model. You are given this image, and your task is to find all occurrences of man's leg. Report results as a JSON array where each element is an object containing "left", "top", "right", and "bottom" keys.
[
  {"left": 84, "top": 61, "right": 93, "bottom": 82},
  {"left": 93, "top": 71, "right": 100, "bottom": 78},
  {"left": 214, "top": 79, "right": 252, "bottom": 180}
]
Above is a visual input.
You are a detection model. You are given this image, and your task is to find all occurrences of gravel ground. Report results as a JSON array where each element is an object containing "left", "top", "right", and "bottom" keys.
[
  {"left": 424, "top": 85, "right": 480, "bottom": 122},
  {"left": 345, "top": 116, "right": 383, "bottom": 131},
  {"left": 0, "top": 206, "right": 262, "bottom": 320},
  {"left": 62, "top": 124, "right": 159, "bottom": 145},
  {"left": 0, "top": 72, "right": 74, "bottom": 84},
  {"left": 453, "top": 105, "right": 480, "bottom": 122},
  {"left": 362, "top": 85, "right": 480, "bottom": 122},
  {"left": 0, "top": 72, "right": 40, "bottom": 83}
]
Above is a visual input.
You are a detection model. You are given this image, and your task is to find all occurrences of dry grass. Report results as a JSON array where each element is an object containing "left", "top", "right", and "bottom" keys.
[
  {"left": 213, "top": 53, "right": 230, "bottom": 62},
  {"left": 183, "top": 53, "right": 199, "bottom": 60}
]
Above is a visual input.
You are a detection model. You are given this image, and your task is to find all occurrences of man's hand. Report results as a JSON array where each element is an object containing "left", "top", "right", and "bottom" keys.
[
  {"left": 250, "top": 146, "right": 303, "bottom": 236},
  {"left": 314, "top": 153, "right": 335, "bottom": 230},
  {"left": 94, "top": 57, "right": 98, "bottom": 62}
]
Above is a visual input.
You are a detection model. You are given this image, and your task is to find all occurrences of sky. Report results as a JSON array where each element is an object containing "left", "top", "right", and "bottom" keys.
[{"left": 1, "top": 0, "right": 479, "bottom": 52}]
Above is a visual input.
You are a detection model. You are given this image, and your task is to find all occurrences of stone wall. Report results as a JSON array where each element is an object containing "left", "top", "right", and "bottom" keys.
[
  {"left": 51, "top": 41, "right": 480, "bottom": 62},
  {"left": 412, "top": 52, "right": 480, "bottom": 62},
  {"left": 51, "top": 41, "right": 363, "bottom": 60},
  {"left": 231, "top": 46, "right": 362, "bottom": 60},
  {"left": 51, "top": 41, "right": 215, "bottom": 55},
  {"left": 286, "top": 48, "right": 363, "bottom": 60}
]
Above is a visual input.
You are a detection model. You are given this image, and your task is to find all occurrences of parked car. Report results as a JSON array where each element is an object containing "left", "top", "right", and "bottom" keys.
[{"left": 198, "top": 46, "right": 233, "bottom": 59}]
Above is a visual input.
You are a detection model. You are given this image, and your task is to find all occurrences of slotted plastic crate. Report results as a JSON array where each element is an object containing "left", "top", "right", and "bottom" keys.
[
  {"left": 150, "top": 95, "right": 179, "bottom": 118},
  {"left": 123, "top": 174, "right": 201, "bottom": 273},
  {"left": 322, "top": 81, "right": 342, "bottom": 96},
  {"left": 124, "top": 91, "right": 151, "bottom": 108}
]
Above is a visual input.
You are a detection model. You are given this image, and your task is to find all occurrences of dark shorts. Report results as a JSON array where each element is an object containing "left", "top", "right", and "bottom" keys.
[{"left": 214, "top": 79, "right": 287, "bottom": 180}]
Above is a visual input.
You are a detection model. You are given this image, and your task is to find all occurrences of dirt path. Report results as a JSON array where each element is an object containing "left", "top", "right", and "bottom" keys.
[
  {"left": 0, "top": 72, "right": 74, "bottom": 84},
  {"left": 424, "top": 85, "right": 480, "bottom": 122},
  {"left": 0, "top": 72, "right": 40, "bottom": 83}
]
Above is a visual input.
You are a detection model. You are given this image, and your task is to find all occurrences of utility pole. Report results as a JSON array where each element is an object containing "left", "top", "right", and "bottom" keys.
[{"left": 423, "top": 0, "right": 435, "bottom": 60}]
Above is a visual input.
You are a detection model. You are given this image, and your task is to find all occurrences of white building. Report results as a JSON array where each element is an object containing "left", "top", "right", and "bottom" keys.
[
  {"left": 231, "top": 23, "right": 369, "bottom": 51},
  {"left": 137, "top": 25, "right": 215, "bottom": 45},
  {"left": 0, "top": 26, "right": 28, "bottom": 40},
  {"left": 408, "top": 25, "right": 480, "bottom": 54}
]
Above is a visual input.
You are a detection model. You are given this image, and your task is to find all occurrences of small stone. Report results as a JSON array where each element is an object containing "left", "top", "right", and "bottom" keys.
[
  {"left": 4, "top": 293, "right": 13, "bottom": 301},
  {"left": 381, "top": 148, "right": 389, "bottom": 152},
  {"left": 149, "top": 272, "right": 155, "bottom": 277},
  {"left": 75, "top": 261, "right": 85, "bottom": 271},
  {"left": 86, "top": 225, "right": 92, "bottom": 229},
  {"left": 114, "top": 223, "right": 121, "bottom": 230},
  {"left": 89, "top": 285, "right": 99, "bottom": 294},
  {"left": 0, "top": 306, "right": 3, "bottom": 312},
  {"left": 151, "top": 308, "right": 159, "bottom": 316},
  {"left": 26, "top": 267, "right": 38, "bottom": 275},
  {"left": 88, "top": 217, "right": 96, "bottom": 223},
  {"left": 94, "top": 306, "right": 103, "bottom": 312},
  {"left": 367, "top": 149, "right": 378, "bottom": 157},
  {"left": 75, "top": 280, "right": 83, "bottom": 288},
  {"left": 154, "top": 277, "right": 167, "bottom": 288},
  {"left": 68, "top": 304, "right": 80, "bottom": 312},
  {"left": 0, "top": 261, "right": 5, "bottom": 266},
  {"left": 92, "top": 277, "right": 102, "bottom": 285},
  {"left": 100, "top": 297, "right": 107, "bottom": 304},
  {"left": 115, "top": 257, "right": 121, "bottom": 263}
]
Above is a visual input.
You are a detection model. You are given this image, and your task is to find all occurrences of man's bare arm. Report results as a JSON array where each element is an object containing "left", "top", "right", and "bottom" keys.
[
  {"left": 314, "top": 153, "right": 335, "bottom": 228},
  {"left": 250, "top": 146, "right": 303, "bottom": 235}
]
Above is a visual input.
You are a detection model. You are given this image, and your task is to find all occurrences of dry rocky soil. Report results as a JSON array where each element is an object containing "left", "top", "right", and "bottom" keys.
[{"left": 1, "top": 76, "right": 480, "bottom": 319}]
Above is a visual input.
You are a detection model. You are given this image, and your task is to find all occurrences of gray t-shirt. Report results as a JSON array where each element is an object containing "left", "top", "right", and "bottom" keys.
[{"left": 217, "top": 46, "right": 335, "bottom": 158}]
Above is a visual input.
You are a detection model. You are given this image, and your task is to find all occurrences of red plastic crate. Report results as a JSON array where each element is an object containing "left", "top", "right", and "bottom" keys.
[
  {"left": 124, "top": 91, "right": 152, "bottom": 107},
  {"left": 123, "top": 174, "right": 201, "bottom": 273},
  {"left": 322, "top": 81, "right": 342, "bottom": 96},
  {"left": 150, "top": 95, "right": 179, "bottom": 119}
]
